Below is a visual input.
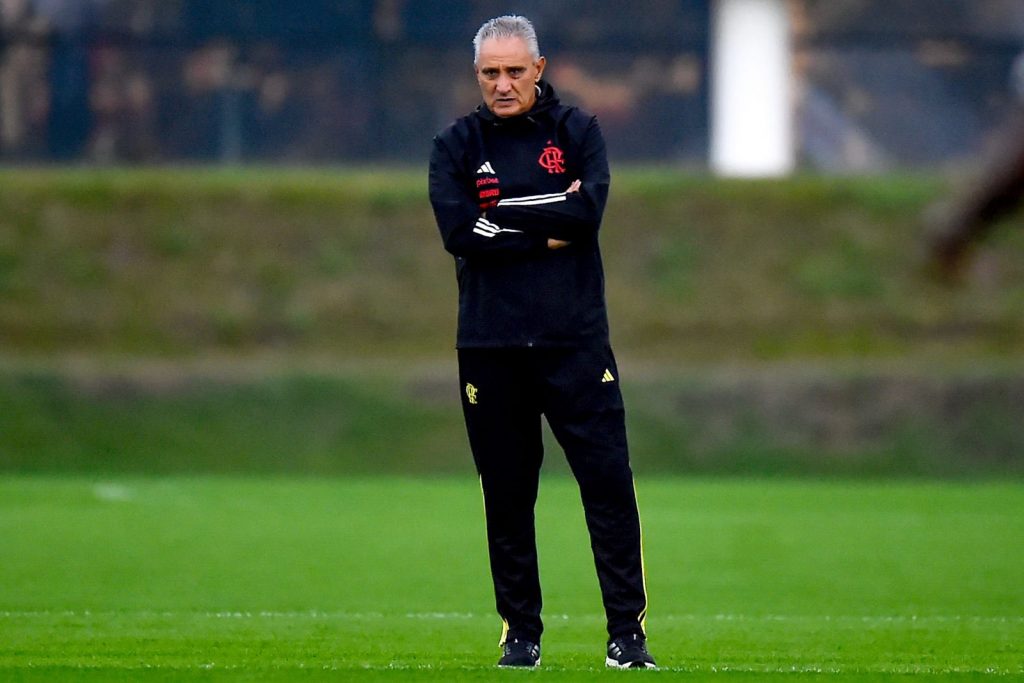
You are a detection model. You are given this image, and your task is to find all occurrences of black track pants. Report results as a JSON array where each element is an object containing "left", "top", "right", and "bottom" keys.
[{"left": 458, "top": 346, "right": 648, "bottom": 645}]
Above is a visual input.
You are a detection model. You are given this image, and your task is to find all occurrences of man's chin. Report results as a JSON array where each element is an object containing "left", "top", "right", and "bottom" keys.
[{"left": 491, "top": 101, "right": 523, "bottom": 117}]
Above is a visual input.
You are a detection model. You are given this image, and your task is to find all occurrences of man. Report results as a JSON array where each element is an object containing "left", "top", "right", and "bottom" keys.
[{"left": 428, "top": 15, "right": 656, "bottom": 670}]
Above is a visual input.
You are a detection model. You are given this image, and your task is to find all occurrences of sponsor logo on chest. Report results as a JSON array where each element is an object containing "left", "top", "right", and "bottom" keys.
[{"left": 476, "top": 161, "right": 501, "bottom": 209}]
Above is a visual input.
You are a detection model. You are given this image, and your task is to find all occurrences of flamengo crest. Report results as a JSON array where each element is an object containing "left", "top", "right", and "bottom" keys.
[{"left": 538, "top": 144, "right": 566, "bottom": 174}]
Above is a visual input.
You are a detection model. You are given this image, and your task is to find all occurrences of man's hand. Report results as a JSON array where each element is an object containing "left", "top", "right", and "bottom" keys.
[{"left": 547, "top": 180, "right": 581, "bottom": 249}]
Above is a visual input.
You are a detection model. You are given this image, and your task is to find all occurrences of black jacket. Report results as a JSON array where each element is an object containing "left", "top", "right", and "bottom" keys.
[{"left": 429, "top": 82, "right": 612, "bottom": 348}]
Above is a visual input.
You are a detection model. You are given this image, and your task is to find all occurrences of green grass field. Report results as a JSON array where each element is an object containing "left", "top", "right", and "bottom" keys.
[{"left": 1, "top": 476, "right": 1021, "bottom": 680}]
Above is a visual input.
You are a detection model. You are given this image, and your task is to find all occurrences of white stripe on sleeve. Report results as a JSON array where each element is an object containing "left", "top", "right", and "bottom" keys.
[
  {"left": 473, "top": 217, "right": 523, "bottom": 238},
  {"left": 497, "top": 192, "right": 569, "bottom": 207}
]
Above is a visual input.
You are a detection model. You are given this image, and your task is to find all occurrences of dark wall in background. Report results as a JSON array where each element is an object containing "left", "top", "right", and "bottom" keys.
[
  {"left": 0, "top": 0, "right": 709, "bottom": 164},
  {"left": 1, "top": 0, "right": 1022, "bottom": 168}
]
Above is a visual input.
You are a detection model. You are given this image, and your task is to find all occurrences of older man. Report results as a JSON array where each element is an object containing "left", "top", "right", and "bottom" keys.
[{"left": 428, "top": 15, "right": 656, "bottom": 669}]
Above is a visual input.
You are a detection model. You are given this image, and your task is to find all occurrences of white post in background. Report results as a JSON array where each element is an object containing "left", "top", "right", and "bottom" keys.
[{"left": 710, "top": 0, "right": 794, "bottom": 177}]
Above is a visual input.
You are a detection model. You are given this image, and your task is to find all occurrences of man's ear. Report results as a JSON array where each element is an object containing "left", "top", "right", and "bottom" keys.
[{"left": 535, "top": 56, "right": 547, "bottom": 80}]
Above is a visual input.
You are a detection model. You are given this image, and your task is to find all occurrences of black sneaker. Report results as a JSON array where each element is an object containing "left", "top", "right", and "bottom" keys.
[
  {"left": 498, "top": 638, "right": 541, "bottom": 667},
  {"left": 606, "top": 633, "right": 657, "bottom": 669}
]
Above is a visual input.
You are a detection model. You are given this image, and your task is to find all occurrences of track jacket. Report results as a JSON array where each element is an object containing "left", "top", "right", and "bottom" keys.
[{"left": 429, "top": 81, "right": 611, "bottom": 348}]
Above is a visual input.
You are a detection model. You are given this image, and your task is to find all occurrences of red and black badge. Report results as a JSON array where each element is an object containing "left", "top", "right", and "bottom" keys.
[{"left": 538, "top": 141, "right": 566, "bottom": 174}]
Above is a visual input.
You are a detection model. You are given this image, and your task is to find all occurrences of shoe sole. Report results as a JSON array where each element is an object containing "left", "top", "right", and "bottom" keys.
[
  {"left": 498, "top": 658, "right": 540, "bottom": 668},
  {"left": 605, "top": 657, "right": 657, "bottom": 669}
]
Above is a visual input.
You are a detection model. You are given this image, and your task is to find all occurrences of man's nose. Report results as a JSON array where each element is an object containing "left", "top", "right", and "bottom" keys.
[{"left": 496, "top": 75, "right": 513, "bottom": 93}]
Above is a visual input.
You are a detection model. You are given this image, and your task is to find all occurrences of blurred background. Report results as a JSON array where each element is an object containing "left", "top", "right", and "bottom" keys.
[
  {"left": 1, "top": 0, "right": 1023, "bottom": 478},
  {"left": 2, "top": 0, "right": 1023, "bottom": 168}
]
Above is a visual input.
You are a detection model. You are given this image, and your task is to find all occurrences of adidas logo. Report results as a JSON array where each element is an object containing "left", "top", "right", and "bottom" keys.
[
  {"left": 601, "top": 369, "right": 616, "bottom": 383},
  {"left": 476, "top": 161, "right": 495, "bottom": 174}
]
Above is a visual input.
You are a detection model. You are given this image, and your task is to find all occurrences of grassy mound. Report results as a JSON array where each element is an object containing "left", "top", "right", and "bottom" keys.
[
  {"left": 1, "top": 167, "right": 1022, "bottom": 360},
  {"left": 3, "top": 363, "right": 1021, "bottom": 477}
]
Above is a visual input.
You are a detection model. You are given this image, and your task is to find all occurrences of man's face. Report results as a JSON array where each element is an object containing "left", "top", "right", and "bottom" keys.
[{"left": 475, "top": 36, "right": 546, "bottom": 118}]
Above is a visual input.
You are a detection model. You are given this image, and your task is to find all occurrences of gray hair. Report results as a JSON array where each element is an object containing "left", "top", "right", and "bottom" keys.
[{"left": 473, "top": 15, "right": 540, "bottom": 65}]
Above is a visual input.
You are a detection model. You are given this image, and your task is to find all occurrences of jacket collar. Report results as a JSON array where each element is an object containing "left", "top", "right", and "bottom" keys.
[{"left": 474, "top": 80, "right": 560, "bottom": 125}]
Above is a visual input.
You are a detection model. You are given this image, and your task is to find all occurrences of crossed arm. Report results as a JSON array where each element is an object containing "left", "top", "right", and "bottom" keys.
[
  {"left": 544, "top": 179, "right": 580, "bottom": 250},
  {"left": 428, "top": 119, "right": 609, "bottom": 259}
]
